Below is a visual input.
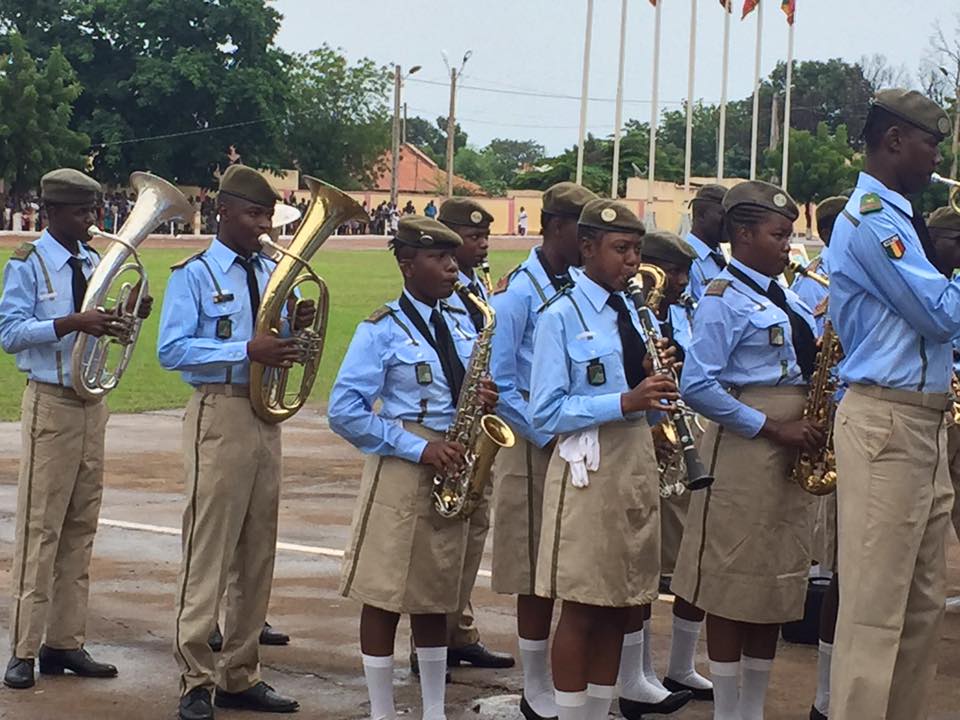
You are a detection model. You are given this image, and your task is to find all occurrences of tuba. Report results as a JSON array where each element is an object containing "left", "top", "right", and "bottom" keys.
[
  {"left": 627, "top": 264, "right": 714, "bottom": 496},
  {"left": 788, "top": 261, "right": 841, "bottom": 495},
  {"left": 932, "top": 173, "right": 960, "bottom": 215},
  {"left": 72, "top": 172, "right": 192, "bottom": 401},
  {"left": 432, "top": 284, "right": 516, "bottom": 519},
  {"left": 250, "top": 176, "right": 366, "bottom": 424}
]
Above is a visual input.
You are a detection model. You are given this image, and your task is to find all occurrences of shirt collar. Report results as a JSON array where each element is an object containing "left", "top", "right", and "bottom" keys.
[
  {"left": 856, "top": 171, "right": 913, "bottom": 217},
  {"left": 685, "top": 233, "right": 714, "bottom": 261},
  {"left": 208, "top": 237, "right": 262, "bottom": 273},
  {"left": 402, "top": 289, "right": 439, "bottom": 324},
  {"left": 729, "top": 257, "right": 775, "bottom": 291},
  {"left": 576, "top": 272, "right": 612, "bottom": 313},
  {"left": 37, "top": 230, "right": 95, "bottom": 271},
  {"left": 457, "top": 269, "right": 476, "bottom": 288}
]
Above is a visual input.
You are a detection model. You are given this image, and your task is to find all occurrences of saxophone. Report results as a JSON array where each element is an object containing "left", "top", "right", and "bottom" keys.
[
  {"left": 789, "top": 262, "right": 841, "bottom": 496},
  {"left": 432, "top": 284, "right": 516, "bottom": 519},
  {"left": 478, "top": 259, "right": 494, "bottom": 294}
]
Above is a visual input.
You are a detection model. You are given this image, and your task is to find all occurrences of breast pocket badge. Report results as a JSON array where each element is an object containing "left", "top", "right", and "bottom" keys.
[
  {"left": 415, "top": 361, "right": 433, "bottom": 386},
  {"left": 769, "top": 326, "right": 785, "bottom": 347},
  {"left": 586, "top": 359, "right": 607, "bottom": 386},
  {"left": 215, "top": 317, "right": 232, "bottom": 340}
]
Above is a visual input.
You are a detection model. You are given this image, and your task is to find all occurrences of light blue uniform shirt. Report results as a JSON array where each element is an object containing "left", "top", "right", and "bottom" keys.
[
  {"left": 489, "top": 248, "right": 568, "bottom": 447},
  {"left": 665, "top": 302, "right": 693, "bottom": 355},
  {"left": 328, "top": 291, "right": 476, "bottom": 463},
  {"left": 157, "top": 238, "right": 277, "bottom": 386},
  {"left": 680, "top": 258, "right": 816, "bottom": 438},
  {"left": 790, "top": 250, "right": 830, "bottom": 335},
  {"left": 529, "top": 273, "right": 656, "bottom": 436},
  {"left": 831, "top": 172, "right": 960, "bottom": 393},
  {"left": 0, "top": 231, "right": 99, "bottom": 386},
  {"left": 686, "top": 233, "right": 727, "bottom": 303}
]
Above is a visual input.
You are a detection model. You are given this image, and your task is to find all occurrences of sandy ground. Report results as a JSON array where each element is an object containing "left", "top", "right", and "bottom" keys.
[{"left": 0, "top": 408, "right": 957, "bottom": 720}]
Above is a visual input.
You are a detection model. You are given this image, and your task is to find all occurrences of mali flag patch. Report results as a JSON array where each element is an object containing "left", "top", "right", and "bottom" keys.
[{"left": 882, "top": 235, "right": 906, "bottom": 259}]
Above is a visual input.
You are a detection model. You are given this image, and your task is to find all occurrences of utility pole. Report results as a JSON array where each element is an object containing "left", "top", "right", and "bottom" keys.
[
  {"left": 402, "top": 102, "right": 408, "bottom": 144},
  {"left": 390, "top": 64, "right": 421, "bottom": 208},
  {"left": 444, "top": 51, "right": 471, "bottom": 197}
]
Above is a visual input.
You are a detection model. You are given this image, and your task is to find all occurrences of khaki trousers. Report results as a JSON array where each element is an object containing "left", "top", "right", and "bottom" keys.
[
  {"left": 9, "top": 382, "right": 108, "bottom": 658},
  {"left": 173, "top": 387, "right": 281, "bottom": 696},
  {"left": 831, "top": 387, "right": 954, "bottom": 720},
  {"left": 948, "top": 422, "right": 960, "bottom": 541}
]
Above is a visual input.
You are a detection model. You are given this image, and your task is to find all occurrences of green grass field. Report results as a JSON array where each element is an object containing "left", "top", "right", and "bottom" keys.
[{"left": 0, "top": 248, "right": 528, "bottom": 421}]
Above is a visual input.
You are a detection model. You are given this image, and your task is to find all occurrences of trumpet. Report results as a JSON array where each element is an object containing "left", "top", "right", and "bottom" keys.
[
  {"left": 72, "top": 172, "right": 192, "bottom": 401},
  {"left": 932, "top": 173, "right": 960, "bottom": 215}
]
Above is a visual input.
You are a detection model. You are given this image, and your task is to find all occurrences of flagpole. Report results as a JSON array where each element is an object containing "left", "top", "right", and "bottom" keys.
[
  {"left": 781, "top": 12, "right": 795, "bottom": 191},
  {"left": 647, "top": 0, "right": 663, "bottom": 225},
  {"left": 684, "top": 0, "right": 698, "bottom": 194},
  {"left": 576, "top": 0, "right": 594, "bottom": 185},
  {"left": 749, "top": 0, "right": 763, "bottom": 180},
  {"left": 611, "top": 0, "right": 629, "bottom": 198},
  {"left": 718, "top": 0, "right": 731, "bottom": 180}
]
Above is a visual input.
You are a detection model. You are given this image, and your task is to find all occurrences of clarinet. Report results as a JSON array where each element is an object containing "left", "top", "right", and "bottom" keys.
[{"left": 626, "top": 268, "right": 714, "bottom": 492}]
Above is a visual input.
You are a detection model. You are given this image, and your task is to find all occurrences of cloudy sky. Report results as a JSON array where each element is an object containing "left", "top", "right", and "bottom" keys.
[{"left": 274, "top": 0, "right": 957, "bottom": 154}]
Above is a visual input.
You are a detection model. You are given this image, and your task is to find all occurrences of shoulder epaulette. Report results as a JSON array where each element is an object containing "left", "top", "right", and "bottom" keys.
[
  {"left": 364, "top": 305, "right": 393, "bottom": 324},
  {"left": 860, "top": 192, "right": 883, "bottom": 215},
  {"left": 493, "top": 263, "right": 522, "bottom": 294},
  {"left": 441, "top": 301, "right": 467, "bottom": 315},
  {"left": 704, "top": 279, "right": 731, "bottom": 297},
  {"left": 537, "top": 285, "right": 573, "bottom": 313},
  {"left": 10, "top": 242, "right": 35, "bottom": 261},
  {"left": 170, "top": 250, "right": 205, "bottom": 270},
  {"left": 814, "top": 296, "right": 830, "bottom": 318}
]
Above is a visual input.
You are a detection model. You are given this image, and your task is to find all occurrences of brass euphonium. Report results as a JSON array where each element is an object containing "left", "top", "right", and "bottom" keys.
[
  {"left": 250, "top": 176, "right": 366, "bottom": 424},
  {"left": 72, "top": 172, "right": 192, "bottom": 401},
  {"left": 932, "top": 173, "right": 960, "bottom": 215}
]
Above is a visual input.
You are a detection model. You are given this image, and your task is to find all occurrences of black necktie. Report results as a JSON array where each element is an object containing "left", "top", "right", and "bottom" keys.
[
  {"left": 763, "top": 278, "right": 817, "bottom": 380},
  {"left": 606, "top": 294, "right": 648, "bottom": 389},
  {"left": 67, "top": 257, "right": 87, "bottom": 313},
  {"left": 236, "top": 256, "right": 261, "bottom": 325},
  {"left": 430, "top": 309, "right": 466, "bottom": 404}
]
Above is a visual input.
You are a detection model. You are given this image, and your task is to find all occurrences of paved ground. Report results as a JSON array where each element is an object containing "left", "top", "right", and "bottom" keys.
[{"left": 0, "top": 409, "right": 958, "bottom": 719}]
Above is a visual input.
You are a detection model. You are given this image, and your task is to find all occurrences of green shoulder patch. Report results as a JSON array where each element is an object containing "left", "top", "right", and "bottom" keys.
[
  {"left": 364, "top": 305, "right": 393, "bottom": 324},
  {"left": 860, "top": 192, "right": 883, "bottom": 215},
  {"left": 170, "top": 250, "right": 204, "bottom": 270},
  {"left": 493, "top": 263, "right": 522, "bottom": 294},
  {"left": 10, "top": 242, "right": 35, "bottom": 261},
  {"left": 705, "top": 279, "right": 731, "bottom": 297}
]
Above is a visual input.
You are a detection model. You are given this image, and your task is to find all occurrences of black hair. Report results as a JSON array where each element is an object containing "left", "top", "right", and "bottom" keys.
[
  {"left": 578, "top": 226, "right": 603, "bottom": 244},
  {"left": 723, "top": 204, "right": 769, "bottom": 245},
  {"left": 389, "top": 239, "right": 417, "bottom": 261},
  {"left": 862, "top": 105, "right": 903, "bottom": 152}
]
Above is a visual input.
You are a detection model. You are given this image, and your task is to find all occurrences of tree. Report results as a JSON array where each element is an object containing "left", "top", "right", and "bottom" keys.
[
  {"left": 404, "top": 116, "right": 445, "bottom": 161},
  {"left": 0, "top": 32, "right": 89, "bottom": 202},
  {"left": 1, "top": 0, "right": 292, "bottom": 186},
  {"left": 283, "top": 46, "right": 392, "bottom": 189},
  {"left": 482, "top": 138, "right": 545, "bottom": 182}
]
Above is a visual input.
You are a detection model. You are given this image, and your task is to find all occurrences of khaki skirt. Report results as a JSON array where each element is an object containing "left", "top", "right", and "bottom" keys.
[
  {"left": 535, "top": 418, "right": 660, "bottom": 607},
  {"left": 491, "top": 436, "right": 553, "bottom": 596},
  {"left": 661, "top": 490, "right": 691, "bottom": 575},
  {"left": 671, "top": 386, "right": 816, "bottom": 624},
  {"left": 339, "top": 423, "right": 468, "bottom": 614}
]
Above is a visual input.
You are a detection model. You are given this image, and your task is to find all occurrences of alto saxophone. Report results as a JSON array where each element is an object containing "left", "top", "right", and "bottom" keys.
[
  {"left": 478, "top": 259, "right": 494, "bottom": 294},
  {"left": 432, "top": 284, "right": 516, "bottom": 519},
  {"left": 627, "top": 265, "right": 714, "bottom": 496},
  {"left": 788, "top": 262, "right": 841, "bottom": 496}
]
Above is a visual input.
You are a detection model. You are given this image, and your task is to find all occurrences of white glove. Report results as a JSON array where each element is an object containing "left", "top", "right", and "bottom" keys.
[{"left": 558, "top": 427, "right": 600, "bottom": 489}]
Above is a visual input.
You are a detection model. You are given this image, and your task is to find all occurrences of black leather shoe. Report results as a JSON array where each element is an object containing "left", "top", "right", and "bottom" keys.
[
  {"left": 810, "top": 706, "right": 828, "bottom": 720},
  {"left": 179, "top": 687, "right": 214, "bottom": 720},
  {"left": 208, "top": 624, "right": 223, "bottom": 653},
  {"left": 448, "top": 642, "right": 515, "bottom": 669},
  {"left": 3, "top": 656, "right": 35, "bottom": 689},
  {"left": 520, "top": 693, "right": 558, "bottom": 720},
  {"left": 38, "top": 645, "right": 117, "bottom": 678},
  {"left": 259, "top": 622, "right": 290, "bottom": 646},
  {"left": 664, "top": 675, "right": 714, "bottom": 701},
  {"left": 409, "top": 652, "right": 452, "bottom": 683},
  {"left": 619, "top": 689, "right": 693, "bottom": 718},
  {"left": 214, "top": 681, "right": 299, "bottom": 713}
]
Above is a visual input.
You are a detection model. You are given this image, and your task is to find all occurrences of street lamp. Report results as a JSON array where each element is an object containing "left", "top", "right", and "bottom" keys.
[
  {"left": 390, "top": 64, "right": 422, "bottom": 209},
  {"left": 443, "top": 50, "right": 472, "bottom": 197}
]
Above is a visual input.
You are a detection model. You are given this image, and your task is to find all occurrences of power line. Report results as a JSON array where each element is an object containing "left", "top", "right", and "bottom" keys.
[{"left": 407, "top": 76, "right": 687, "bottom": 105}]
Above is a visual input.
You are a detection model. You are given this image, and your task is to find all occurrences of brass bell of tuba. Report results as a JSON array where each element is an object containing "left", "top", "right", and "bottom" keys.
[
  {"left": 72, "top": 171, "right": 192, "bottom": 401},
  {"left": 250, "top": 176, "right": 366, "bottom": 424},
  {"left": 932, "top": 173, "right": 960, "bottom": 215}
]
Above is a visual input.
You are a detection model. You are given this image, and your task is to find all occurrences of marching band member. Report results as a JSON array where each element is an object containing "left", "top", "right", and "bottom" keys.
[
  {"left": 158, "top": 165, "right": 306, "bottom": 720},
  {"left": 616, "top": 231, "right": 707, "bottom": 717},
  {"left": 0, "top": 169, "right": 148, "bottom": 690},
  {"left": 685, "top": 185, "right": 729, "bottom": 303},
  {"left": 829, "top": 89, "right": 956, "bottom": 720},
  {"left": 329, "top": 216, "right": 498, "bottom": 720},
  {"left": 489, "top": 181, "right": 597, "bottom": 720},
  {"left": 530, "top": 199, "right": 678, "bottom": 720},
  {"left": 671, "top": 181, "right": 821, "bottom": 720}
]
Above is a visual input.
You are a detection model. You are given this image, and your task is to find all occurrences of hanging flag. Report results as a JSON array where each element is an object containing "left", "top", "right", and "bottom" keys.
[
  {"left": 742, "top": 0, "right": 758, "bottom": 19},
  {"left": 781, "top": 0, "right": 795, "bottom": 24}
]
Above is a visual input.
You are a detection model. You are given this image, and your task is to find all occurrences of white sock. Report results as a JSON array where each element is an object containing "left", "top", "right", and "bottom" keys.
[
  {"left": 814, "top": 641, "right": 832, "bottom": 715},
  {"left": 361, "top": 654, "right": 396, "bottom": 720},
  {"left": 585, "top": 683, "right": 616, "bottom": 720},
  {"left": 666, "top": 616, "right": 713, "bottom": 690},
  {"left": 738, "top": 655, "right": 772, "bottom": 720},
  {"left": 415, "top": 646, "right": 447, "bottom": 720},
  {"left": 556, "top": 689, "right": 588, "bottom": 720},
  {"left": 519, "top": 637, "right": 557, "bottom": 717},
  {"left": 709, "top": 660, "right": 740, "bottom": 720},
  {"left": 618, "top": 630, "right": 669, "bottom": 703},
  {"left": 642, "top": 620, "right": 668, "bottom": 692}
]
